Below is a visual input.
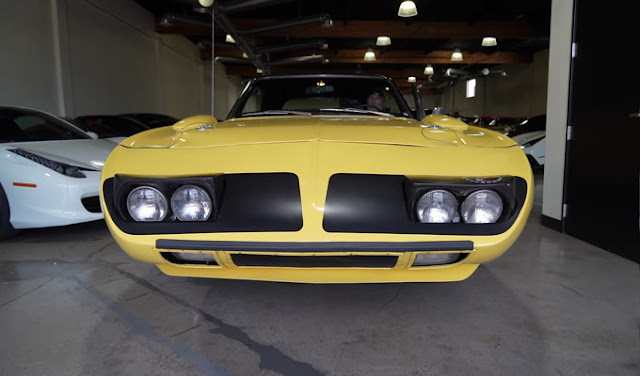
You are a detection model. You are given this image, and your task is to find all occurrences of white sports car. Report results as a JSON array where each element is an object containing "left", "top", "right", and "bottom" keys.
[
  {"left": 0, "top": 106, "right": 117, "bottom": 239},
  {"left": 511, "top": 130, "right": 545, "bottom": 167}
]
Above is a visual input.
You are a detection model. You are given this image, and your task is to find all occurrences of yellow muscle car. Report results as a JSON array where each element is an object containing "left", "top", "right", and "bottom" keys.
[{"left": 100, "top": 74, "right": 533, "bottom": 283}]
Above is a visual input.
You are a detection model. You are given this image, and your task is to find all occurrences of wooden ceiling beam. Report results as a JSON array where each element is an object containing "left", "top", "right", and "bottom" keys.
[
  {"left": 157, "top": 18, "right": 547, "bottom": 39},
  {"left": 223, "top": 64, "right": 449, "bottom": 79},
  {"left": 202, "top": 48, "right": 531, "bottom": 64},
  {"left": 232, "top": 19, "right": 546, "bottom": 39}
]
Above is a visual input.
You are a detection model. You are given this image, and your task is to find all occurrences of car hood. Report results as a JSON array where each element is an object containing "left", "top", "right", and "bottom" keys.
[
  {"left": 2, "top": 139, "right": 117, "bottom": 170},
  {"left": 120, "top": 115, "right": 518, "bottom": 150},
  {"left": 511, "top": 131, "right": 546, "bottom": 145}
]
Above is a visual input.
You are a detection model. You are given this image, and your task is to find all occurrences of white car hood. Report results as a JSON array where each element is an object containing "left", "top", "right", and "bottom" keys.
[
  {"left": 2, "top": 139, "right": 117, "bottom": 170},
  {"left": 511, "top": 130, "right": 546, "bottom": 145}
]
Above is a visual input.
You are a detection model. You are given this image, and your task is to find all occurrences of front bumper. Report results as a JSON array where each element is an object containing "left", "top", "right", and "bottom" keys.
[
  {"left": 101, "top": 141, "right": 534, "bottom": 283},
  {"left": 6, "top": 170, "right": 103, "bottom": 229}
]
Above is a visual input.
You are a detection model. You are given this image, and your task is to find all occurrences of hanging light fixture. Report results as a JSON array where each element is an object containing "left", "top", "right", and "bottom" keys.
[
  {"left": 398, "top": 1, "right": 418, "bottom": 17},
  {"left": 225, "top": 34, "right": 236, "bottom": 44},
  {"left": 424, "top": 65, "right": 434, "bottom": 75},
  {"left": 451, "top": 49, "right": 463, "bottom": 62},
  {"left": 376, "top": 36, "right": 391, "bottom": 46},
  {"left": 482, "top": 36, "right": 497, "bottom": 47},
  {"left": 364, "top": 48, "right": 376, "bottom": 61}
]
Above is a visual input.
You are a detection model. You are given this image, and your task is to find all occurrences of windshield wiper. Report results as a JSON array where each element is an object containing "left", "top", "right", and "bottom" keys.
[
  {"left": 319, "top": 108, "right": 394, "bottom": 117},
  {"left": 241, "top": 110, "right": 312, "bottom": 117}
]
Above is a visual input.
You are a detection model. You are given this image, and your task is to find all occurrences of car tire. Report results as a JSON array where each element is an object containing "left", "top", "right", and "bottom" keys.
[{"left": 0, "top": 183, "right": 18, "bottom": 240}]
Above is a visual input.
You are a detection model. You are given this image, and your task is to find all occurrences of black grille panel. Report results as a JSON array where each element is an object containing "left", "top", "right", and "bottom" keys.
[
  {"left": 231, "top": 254, "right": 398, "bottom": 268},
  {"left": 81, "top": 196, "right": 101, "bottom": 213}
]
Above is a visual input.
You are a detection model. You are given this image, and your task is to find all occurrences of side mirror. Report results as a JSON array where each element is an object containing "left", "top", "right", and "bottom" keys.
[
  {"left": 85, "top": 131, "right": 99, "bottom": 139},
  {"left": 171, "top": 115, "right": 218, "bottom": 132},
  {"left": 421, "top": 114, "right": 469, "bottom": 131}
]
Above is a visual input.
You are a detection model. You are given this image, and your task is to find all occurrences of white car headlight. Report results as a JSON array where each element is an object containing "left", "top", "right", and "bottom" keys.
[
  {"left": 10, "top": 149, "right": 86, "bottom": 178},
  {"left": 461, "top": 190, "right": 503, "bottom": 224},
  {"left": 416, "top": 189, "right": 457, "bottom": 223},
  {"left": 127, "top": 186, "right": 168, "bottom": 222},
  {"left": 171, "top": 185, "right": 212, "bottom": 221}
]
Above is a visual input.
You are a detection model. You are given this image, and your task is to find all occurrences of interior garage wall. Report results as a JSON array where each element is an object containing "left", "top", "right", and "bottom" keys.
[
  {"left": 203, "top": 61, "right": 244, "bottom": 120},
  {"left": 442, "top": 50, "right": 549, "bottom": 117},
  {"left": 65, "top": 0, "right": 160, "bottom": 116},
  {"left": 0, "top": 0, "right": 242, "bottom": 120},
  {"left": 0, "top": 1, "right": 59, "bottom": 114}
]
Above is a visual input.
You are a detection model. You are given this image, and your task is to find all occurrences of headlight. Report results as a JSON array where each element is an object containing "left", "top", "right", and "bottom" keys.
[
  {"left": 127, "top": 186, "right": 168, "bottom": 222},
  {"left": 416, "top": 189, "right": 457, "bottom": 223},
  {"left": 461, "top": 190, "right": 503, "bottom": 224},
  {"left": 9, "top": 149, "right": 86, "bottom": 178},
  {"left": 171, "top": 185, "right": 212, "bottom": 221}
]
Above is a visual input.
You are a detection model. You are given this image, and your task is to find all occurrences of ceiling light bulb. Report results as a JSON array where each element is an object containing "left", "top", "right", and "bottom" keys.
[
  {"left": 198, "top": 0, "right": 214, "bottom": 7},
  {"left": 408, "top": 76, "right": 417, "bottom": 83},
  {"left": 364, "top": 49, "right": 376, "bottom": 61},
  {"left": 482, "top": 36, "right": 497, "bottom": 47},
  {"left": 451, "top": 49, "right": 463, "bottom": 62},
  {"left": 376, "top": 36, "right": 391, "bottom": 46},
  {"left": 424, "top": 65, "right": 434, "bottom": 75},
  {"left": 225, "top": 34, "right": 235, "bottom": 43},
  {"left": 398, "top": 1, "right": 418, "bottom": 17}
]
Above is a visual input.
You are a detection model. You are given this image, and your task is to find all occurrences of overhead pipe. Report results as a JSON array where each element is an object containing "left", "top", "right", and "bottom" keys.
[
  {"left": 204, "top": 3, "right": 270, "bottom": 75},
  {"left": 256, "top": 40, "right": 328, "bottom": 54},
  {"left": 269, "top": 55, "right": 326, "bottom": 65},
  {"left": 214, "top": 56, "right": 252, "bottom": 64},
  {"left": 161, "top": 14, "right": 212, "bottom": 28},
  {"left": 239, "top": 14, "right": 332, "bottom": 35},
  {"left": 218, "top": 0, "right": 295, "bottom": 14}
]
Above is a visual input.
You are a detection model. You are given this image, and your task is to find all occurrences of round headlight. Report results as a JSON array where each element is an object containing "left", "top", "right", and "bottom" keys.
[
  {"left": 127, "top": 186, "right": 168, "bottom": 222},
  {"left": 416, "top": 190, "right": 458, "bottom": 223},
  {"left": 171, "top": 185, "right": 212, "bottom": 221},
  {"left": 461, "top": 190, "right": 503, "bottom": 224}
]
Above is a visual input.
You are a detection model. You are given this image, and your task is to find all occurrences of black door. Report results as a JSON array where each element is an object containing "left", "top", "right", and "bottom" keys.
[{"left": 564, "top": 0, "right": 640, "bottom": 262}]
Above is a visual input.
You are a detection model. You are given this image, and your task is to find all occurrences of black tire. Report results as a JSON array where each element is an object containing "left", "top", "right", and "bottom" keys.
[{"left": 0, "top": 183, "right": 18, "bottom": 240}]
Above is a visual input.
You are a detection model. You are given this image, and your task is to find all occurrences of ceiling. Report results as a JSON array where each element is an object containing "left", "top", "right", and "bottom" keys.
[{"left": 134, "top": 0, "right": 551, "bottom": 93}]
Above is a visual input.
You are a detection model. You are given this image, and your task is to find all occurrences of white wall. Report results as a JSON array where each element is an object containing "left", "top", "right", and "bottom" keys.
[
  {"left": 542, "top": 0, "right": 573, "bottom": 221},
  {"left": 441, "top": 50, "right": 549, "bottom": 117},
  {"left": 0, "top": 0, "right": 242, "bottom": 120},
  {"left": 205, "top": 61, "right": 243, "bottom": 120},
  {"left": 0, "top": 1, "right": 59, "bottom": 114}
]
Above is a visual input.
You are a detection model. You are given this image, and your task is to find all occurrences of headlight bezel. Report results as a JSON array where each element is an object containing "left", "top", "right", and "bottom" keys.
[
  {"left": 409, "top": 177, "right": 517, "bottom": 226},
  {"left": 113, "top": 176, "right": 221, "bottom": 223},
  {"left": 103, "top": 173, "right": 304, "bottom": 235}
]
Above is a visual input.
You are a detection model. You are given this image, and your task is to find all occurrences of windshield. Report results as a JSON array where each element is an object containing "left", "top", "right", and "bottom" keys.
[
  {"left": 229, "top": 76, "right": 413, "bottom": 119},
  {"left": 0, "top": 108, "right": 90, "bottom": 143}
]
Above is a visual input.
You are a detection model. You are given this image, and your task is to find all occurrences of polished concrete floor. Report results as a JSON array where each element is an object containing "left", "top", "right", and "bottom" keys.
[{"left": 1, "top": 172, "right": 638, "bottom": 376}]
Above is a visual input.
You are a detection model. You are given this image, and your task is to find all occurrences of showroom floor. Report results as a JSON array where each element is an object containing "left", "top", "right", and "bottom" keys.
[{"left": 0, "top": 172, "right": 638, "bottom": 376}]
